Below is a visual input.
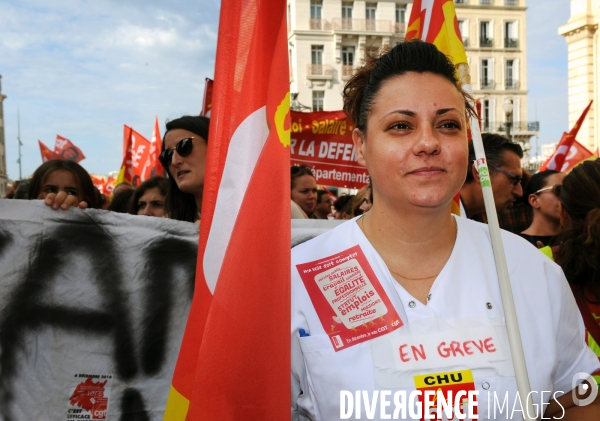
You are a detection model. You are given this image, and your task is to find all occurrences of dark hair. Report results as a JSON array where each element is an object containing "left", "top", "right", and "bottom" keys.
[
  {"left": 27, "top": 159, "right": 101, "bottom": 208},
  {"left": 555, "top": 161, "right": 600, "bottom": 302},
  {"left": 334, "top": 194, "right": 355, "bottom": 217},
  {"left": 352, "top": 185, "right": 371, "bottom": 216},
  {"left": 127, "top": 176, "right": 169, "bottom": 215},
  {"left": 465, "top": 133, "right": 523, "bottom": 184},
  {"left": 161, "top": 115, "right": 209, "bottom": 222},
  {"left": 316, "top": 189, "right": 329, "bottom": 203},
  {"left": 108, "top": 189, "right": 134, "bottom": 213},
  {"left": 343, "top": 40, "right": 476, "bottom": 131},
  {"left": 291, "top": 165, "right": 315, "bottom": 190},
  {"left": 525, "top": 170, "right": 560, "bottom": 198}
]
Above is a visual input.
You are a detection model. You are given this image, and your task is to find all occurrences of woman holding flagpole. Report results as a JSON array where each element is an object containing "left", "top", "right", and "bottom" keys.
[{"left": 291, "top": 41, "right": 600, "bottom": 420}]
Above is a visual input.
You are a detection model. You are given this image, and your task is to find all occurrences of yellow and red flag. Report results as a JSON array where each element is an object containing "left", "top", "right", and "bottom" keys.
[
  {"left": 143, "top": 116, "right": 164, "bottom": 179},
  {"left": 118, "top": 125, "right": 152, "bottom": 186},
  {"left": 116, "top": 126, "right": 135, "bottom": 186},
  {"left": 38, "top": 140, "right": 59, "bottom": 162},
  {"left": 164, "top": 0, "right": 290, "bottom": 419},
  {"left": 54, "top": 135, "right": 86, "bottom": 162},
  {"left": 406, "top": 0, "right": 467, "bottom": 66},
  {"left": 406, "top": 0, "right": 467, "bottom": 215},
  {"left": 539, "top": 100, "right": 594, "bottom": 172}
]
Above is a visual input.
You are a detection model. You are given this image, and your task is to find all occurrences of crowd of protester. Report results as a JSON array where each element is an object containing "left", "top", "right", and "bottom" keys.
[{"left": 3, "top": 75, "right": 600, "bottom": 412}]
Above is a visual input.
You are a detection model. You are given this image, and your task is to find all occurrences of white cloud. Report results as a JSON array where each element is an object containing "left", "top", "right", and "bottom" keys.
[{"left": 1, "top": 0, "right": 219, "bottom": 179}]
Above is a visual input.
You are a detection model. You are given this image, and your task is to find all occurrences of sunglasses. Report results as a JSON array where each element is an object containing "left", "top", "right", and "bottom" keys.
[
  {"left": 159, "top": 137, "right": 196, "bottom": 168},
  {"left": 489, "top": 165, "right": 522, "bottom": 186},
  {"left": 535, "top": 184, "right": 562, "bottom": 196}
]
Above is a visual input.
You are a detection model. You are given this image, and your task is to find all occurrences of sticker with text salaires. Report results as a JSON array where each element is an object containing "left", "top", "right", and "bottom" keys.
[{"left": 296, "top": 244, "right": 403, "bottom": 351}]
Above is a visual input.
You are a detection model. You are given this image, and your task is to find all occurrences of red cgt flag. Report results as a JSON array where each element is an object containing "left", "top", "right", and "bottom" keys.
[
  {"left": 38, "top": 140, "right": 59, "bottom": 162},
  {"left": 164, "top": 0, "right": 290, "bottom": 419},
  {"left": 54, "top": 135, "right": 86, "bottom": 162},
  {"left": 118, "top": 125, "right": 151, "bottom": 186},
  {"left": 539, "top": 100, "right": 593, "bottom": 172},
  {"left": 143, "top": 116, "right": 164, "bottom": 179}
]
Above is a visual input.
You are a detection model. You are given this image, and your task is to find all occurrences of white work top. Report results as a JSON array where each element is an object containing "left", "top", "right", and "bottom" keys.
[{"left": 291, "top": 215, "right": 599, "bottom": 421}]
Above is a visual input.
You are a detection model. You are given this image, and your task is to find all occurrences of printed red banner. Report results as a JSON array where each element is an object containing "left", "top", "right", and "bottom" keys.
[
  {"left": 296, "top": 245, "right": 403, "bottom": 351},
  {"left": 291, "top": 111, "right": 370, "bottom": 189}
]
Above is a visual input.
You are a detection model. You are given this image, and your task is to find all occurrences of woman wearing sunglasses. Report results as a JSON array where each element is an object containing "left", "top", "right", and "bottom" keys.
[
  {"left": 159, "top": 115, "right": 209, "bottom": 223},
  {"left": 519, "top": 170, "right": 565, "bottom": 247},
  {"left": 291, "top": 41, "right": 600, "bottom": 420}
]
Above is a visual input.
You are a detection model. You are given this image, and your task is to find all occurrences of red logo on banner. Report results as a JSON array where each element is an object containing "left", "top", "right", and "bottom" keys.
[
  {"left": 296, "top": 245, "right": 402, "bottom": 351},
  {"left": 291, "top": 111, "right": 370, "bottom": 189},
  {"left": 69, "top": 377, "right": 108, "bottom": 419}
]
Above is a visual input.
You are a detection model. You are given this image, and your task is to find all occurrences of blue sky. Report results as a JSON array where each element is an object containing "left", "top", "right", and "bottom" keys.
[{"left": 1, "top": 0, "right": 569, "bottom": 180}]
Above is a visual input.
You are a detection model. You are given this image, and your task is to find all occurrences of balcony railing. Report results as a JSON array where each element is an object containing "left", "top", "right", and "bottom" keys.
[
  {"left": 341, "top": 65, "right": 356, "bottom": 79},
  {"left": 331, "top": 18, "right": 398, "bottom": 33},
  {"left": 505, "top": 0, "right": 518, "bottom": 5},
  {"left": 480, "top": 37, "right": 493, "bottom": 47},
  {"left": 309, "top": 19, "right": 332, "bottom": 30},
  {"left": 494, "top": 121, "right": 540, "bottom": 133},
  {"left": 505, "top": 79, "right": 520, "bottom": 89},
  {"left": 307, "top": 64, "right": 333, "bottom": 77},
  {"left": 480, "top": 79, "right": 495, "bottom": 89},
  {"left": 504, "top": 38, "right": 518, "bottom": 48}
]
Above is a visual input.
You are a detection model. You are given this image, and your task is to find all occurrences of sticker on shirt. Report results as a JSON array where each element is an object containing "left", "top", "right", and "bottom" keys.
[
  {"left": 296, "top": 244, "right": 403, "bottom": 351},
  {"left": 393, "top": 326, "right": 505, "bottom": 370},
  {"left": 415, "top": 370, "right": 478, "bottom": 421}
]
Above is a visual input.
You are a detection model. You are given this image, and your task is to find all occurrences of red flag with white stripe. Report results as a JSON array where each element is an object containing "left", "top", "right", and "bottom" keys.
[
  {"left": 143, "top": 116, "right": 164, "bottom": 179},
  {"left": 164, "top": 0, "right": 290, "bottom": 419}
]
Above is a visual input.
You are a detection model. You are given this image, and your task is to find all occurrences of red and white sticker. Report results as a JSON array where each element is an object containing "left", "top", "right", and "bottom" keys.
[
  {"left": 296, "top": 244, "right": 403, "bottom": 351},
  {"left": 67, "top": 373, "right": 112, "bottom": 420}
]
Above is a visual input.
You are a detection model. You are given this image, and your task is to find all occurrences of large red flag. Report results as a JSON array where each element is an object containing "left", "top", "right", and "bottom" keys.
[
  {"left": 38, "top": 140, "right": 59, "bottom": 162},
  {"left": 54, "top": 135, "right": 86, "bottom": 162},
  {"left": 143, "top": 116, "right": 164, "bottom": 179},
  {"left": 119, "top": 125, "right": 151, "bottom": 185},
  {"left": 164, "top": 0, "right": 290, "bottom": 419},
  {"left": 539, "top": 100, "right": 594, "bottom": 172},
  {"left": 116, "top": 126, "right": 135, "bottom": 186}
]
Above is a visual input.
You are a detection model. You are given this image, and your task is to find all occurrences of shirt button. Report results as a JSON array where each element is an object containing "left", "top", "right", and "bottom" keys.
[
  {"left": 408, "top": 301, "right": 416, "bottom": 308},
  {"left": 486, "top": 302, "right": 493, "bottom": 310},
  {"left": 482, "top": 382, "right": 490, "bottom": 390}
]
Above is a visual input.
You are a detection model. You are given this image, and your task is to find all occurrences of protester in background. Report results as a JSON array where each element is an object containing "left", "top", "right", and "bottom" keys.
[
  {"left": 519, "top": 170, "right": 565, "bottom": 247},
  {"left": 553, "top": 161, "right": 600, "bottom": 385},
  {"left": 314, "top": 190, "right": 333, "bottom": 219},
  {"left": 352, "top": 184, "right": 372, "bottom": 216},
  {"left": 291, "top": 40, "right": 599, "bottom": 420},
  {"left": 127, "top": 176, "right": 168, "bottom": 217},
  {"left": 28, "top": 159, "right": 101, "bottom": 209},
  {"left": 108, "top": 189, "right": 134, "bottom": 213},
  {"left": 459, "top": 133, "right": 523, "bottom": 220},
  {"left": 14, "top": 181, "right": 30, "bottom": 199},
  {"left": 496, "top": 169, "right": 533, "bottom": 233},
  {"left": 291, "top": 165, "right": 318, "bottom": 219},
  {"left": 333, "top": 194, "right": 354, "bottom": 220},
  {"left": 159, "top": 115, "right": 209, "bottom": 223},
  {"left": 112, "top": 182, "right": 134, "bottom": 197}
]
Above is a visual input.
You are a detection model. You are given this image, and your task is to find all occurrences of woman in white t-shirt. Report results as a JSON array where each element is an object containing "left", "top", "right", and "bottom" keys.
[{"left": 291, "top": 40, "right": 600, "bottom": 420}]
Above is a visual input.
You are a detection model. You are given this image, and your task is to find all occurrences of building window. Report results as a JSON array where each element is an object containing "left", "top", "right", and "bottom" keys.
[
  {"left": 366, "top": 3, "right": 377, "bottom": 30},
  {"left": 310, "top": 1, "right": 322, "bottom": 29},
  {"left": 482, "top": 99, "right": 491, "bottom": 130},
  {"left": 480, "top": 21, "right": 492, "bottom": 47},
  {"left": 480, "top": 0, "right": 491, "bottom": 4},
  {"left": 455, "top": 0, "right": 466, "bottom": 4},
  {"left": 342, "top": 2, "right": 353, "bottom": 29},
  {"left": 458, "top": 19, "right": 468, "bottom": 46},
  {"left": 395, "top": 5, "right": 406, "bottom": 33},
  {"left": 505, "top": 0, "right": 518, "bottom": 5},
  {"left": 504, "top": 21, "right": 518, "bottom": 48},
  {"left": 481, "top": 59, "right": 493, "bottom": 88},
  {"left": 342, "top": 46, "right": 355, "bottom": 77},
  {"left": 505, "top": 60, "right": 518, "bottom": 89},
  {"left": 310, "top": 45, "right": 324, "bottom": 75},
  {"left": 313, "top": 91, "right": 324, "bottom": 111}
]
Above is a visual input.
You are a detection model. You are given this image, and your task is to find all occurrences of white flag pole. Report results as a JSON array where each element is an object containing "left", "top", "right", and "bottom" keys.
[{"left": 458, "top": 64, "right": 537, "bottom": 421}]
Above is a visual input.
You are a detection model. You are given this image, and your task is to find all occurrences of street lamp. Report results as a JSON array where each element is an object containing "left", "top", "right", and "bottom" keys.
[{"left": 503, "top": 97, "right": 513, "bottom": 141}]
